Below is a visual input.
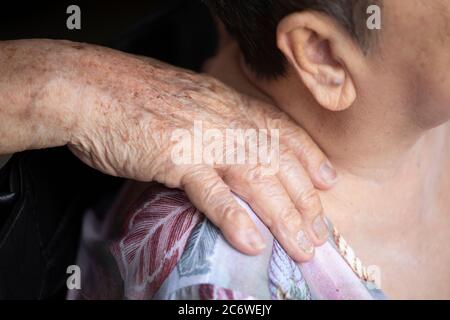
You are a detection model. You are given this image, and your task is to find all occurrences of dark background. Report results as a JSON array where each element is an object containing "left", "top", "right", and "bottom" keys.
[
  {"left": 0, "top": 1, "right": 162, "bottom": 45},
  {"left": 0, "top": 0, "right": 217, "bottom": 70}
]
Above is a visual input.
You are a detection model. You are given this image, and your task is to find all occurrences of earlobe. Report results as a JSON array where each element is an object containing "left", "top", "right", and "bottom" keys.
[{"left": 277, "top": 12, "right": 357, "bottom": 111}]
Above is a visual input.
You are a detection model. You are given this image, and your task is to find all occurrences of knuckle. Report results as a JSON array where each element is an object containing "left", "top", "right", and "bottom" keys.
[
  {"left": 277, "top": 205, "right": 299, "bottom": 225},
  {"left": 294, "top": 188, "right": 322, "bottom": 216},
  {"left": 256, "top": 180, "right": 285, "bottom": 198},
  {"left": 216, "top": 200, "right": 240, "bottom": 226},
  {"left": 242, "top": 165, "right": 266, "bottom": 183},
  {"left": 279, "top": 146, "right": 294, "bottom": 160},
  {"left": 280, "top": 158, "right": 300, "bottom": 177},
  {"left": 297, "top": 140, "right": 316, "bottom": 160},
  {"left": 181, "top": 165, "right": 208, "bottom": 186},
  {"left": 280, "top": 122, "right": 305, "bottom": 140},
  {"left": 202, "top": 179, "right": 228, "bottom": 204},
  {"left": 266, "top": 117, "right": 283, "bottom": 130}
]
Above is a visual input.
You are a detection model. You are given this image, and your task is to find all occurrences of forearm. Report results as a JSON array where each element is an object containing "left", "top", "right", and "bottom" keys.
[
  {"left": 0, "top": 39, "right": 80, "bottom": 154},
  {"left": 0, "top": 38, "right": 187, "bottom": 155}
]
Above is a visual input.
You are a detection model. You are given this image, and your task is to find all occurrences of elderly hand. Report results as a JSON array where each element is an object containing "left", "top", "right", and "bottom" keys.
[{"left": 1, "top": 40, "right": 337, "bottom": 262}]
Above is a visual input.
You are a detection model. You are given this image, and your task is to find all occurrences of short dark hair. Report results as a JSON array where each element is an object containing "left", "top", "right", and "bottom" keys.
[{"left": 205, "top": 0, "right": 379, "bottom": 78}]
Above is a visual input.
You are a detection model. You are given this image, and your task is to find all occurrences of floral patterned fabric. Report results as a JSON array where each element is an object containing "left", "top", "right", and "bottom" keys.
[{"left": 69, "top": 184, "right": 387, "bottom": 300}]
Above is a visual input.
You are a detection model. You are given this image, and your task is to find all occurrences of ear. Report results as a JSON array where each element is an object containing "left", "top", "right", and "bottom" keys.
[{"left": 277, "top": 11, "right": 361, "bottom": 111}]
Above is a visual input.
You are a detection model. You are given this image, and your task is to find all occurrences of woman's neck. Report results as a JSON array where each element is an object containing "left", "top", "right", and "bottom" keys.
[
  {"left": 204, "top": 41, "right": 449, "bottom": 226},
  {"left": 204, "top": 41, "right": 450, "bottom": 299},
  {"left": 243, "top": 60, "right": 434, "bottom": 180}
]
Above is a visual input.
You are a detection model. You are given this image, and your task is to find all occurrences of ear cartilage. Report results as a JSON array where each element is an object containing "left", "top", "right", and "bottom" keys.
[{"left": 331, "top": 77, "right": 344, "bottom": 86}]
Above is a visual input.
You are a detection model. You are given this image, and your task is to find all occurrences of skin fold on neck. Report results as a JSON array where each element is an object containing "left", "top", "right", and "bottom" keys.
[{"left": 203, "top": 41, "right": 450, "bottom": 299}]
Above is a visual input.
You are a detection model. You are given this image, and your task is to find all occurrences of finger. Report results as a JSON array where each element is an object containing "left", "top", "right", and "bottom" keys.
[
  {"left": 245, "top": 98, "right": 337, "bottom": 190},
  {"left": 279, "top": 119, "right": 338, "bottom": 190},
  {"left": 225, "top": 168, "right": 315, "bottom": 262},
  {"left": 181, "top": 166, "right": 266, "bottom": 255},
  {"left": 277, "top": 149, "right": 329, "bottom": 244}
]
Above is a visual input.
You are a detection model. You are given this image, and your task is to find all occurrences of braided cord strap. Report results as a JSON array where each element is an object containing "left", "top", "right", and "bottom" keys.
[{"left": 332, "top": 227, "right": 377, "bottom": 284}]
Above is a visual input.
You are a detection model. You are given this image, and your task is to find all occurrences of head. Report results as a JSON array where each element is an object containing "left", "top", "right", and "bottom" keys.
[{"left": 206, "top": 0, "right": 450, "bottom": 129}]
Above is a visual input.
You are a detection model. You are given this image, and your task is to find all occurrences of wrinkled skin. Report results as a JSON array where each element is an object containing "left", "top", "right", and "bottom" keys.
[{"left": 0, "top": 39, "right": 336, "bottom": 261}]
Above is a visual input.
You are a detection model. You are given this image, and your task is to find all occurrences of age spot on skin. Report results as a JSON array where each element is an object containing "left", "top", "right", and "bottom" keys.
[{"left": 71, "top": 45, "right": 85, "bottom": 50}]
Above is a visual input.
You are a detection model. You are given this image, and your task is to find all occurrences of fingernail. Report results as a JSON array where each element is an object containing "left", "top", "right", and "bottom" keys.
[
  {"left": 313, "top": 215, "right": 329, "bottom": 240},
  {"left": 296, "top": 230, "right": 314, "bottom": 254},
  {"left": 319, "top": 161, "right": 337, "bottom": 184},
  {"left": 244, "top": 229, "right": 266, "bottom": 251}
]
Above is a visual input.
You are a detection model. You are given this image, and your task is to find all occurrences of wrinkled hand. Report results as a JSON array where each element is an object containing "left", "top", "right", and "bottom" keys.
[{"left": 64, "top": 43, "right": 337, "bottom": 262}]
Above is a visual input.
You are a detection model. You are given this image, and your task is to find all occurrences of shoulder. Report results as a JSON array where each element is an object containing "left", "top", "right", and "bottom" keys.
[{"left": 110, "top": 184, "right": 204, "bottom": 299}]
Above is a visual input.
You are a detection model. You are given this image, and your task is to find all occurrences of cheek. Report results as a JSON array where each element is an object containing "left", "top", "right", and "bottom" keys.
[
  {"left": 383, "top": 0, "right": 450, "bottom": 126},
  {"left": 415, "top": 53, "right": 450, "bottom": 127},
  {"left": 393, "top": 30, "right": 450, "bottom": 128},
  {"left": 416, "top": 3, "right": 450, "bottom": 124},
  {"left": 411, "top": 84, "right": 450, "bottom": 129}
]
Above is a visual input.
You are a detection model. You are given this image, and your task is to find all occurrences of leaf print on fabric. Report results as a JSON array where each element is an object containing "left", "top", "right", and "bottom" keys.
[
  {"left": 268, "top": 240, "right": 311, "bottom": 300},
  {"left": 177, "top": 219, "right": 219, "bottom": 277},
  {"left": 110, "top": 185, "right": 203, "bottom": 299}
]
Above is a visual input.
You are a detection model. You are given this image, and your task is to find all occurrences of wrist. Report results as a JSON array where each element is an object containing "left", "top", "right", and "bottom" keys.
[
  {"left": 0, "top": 40, "right": 84, "bottom": 152},
  {"left": 34, "top": 46, "right": 78, "bottom": 149},
  {"left": 37, "top": 40, "right": 94, "bottom": 148}
]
